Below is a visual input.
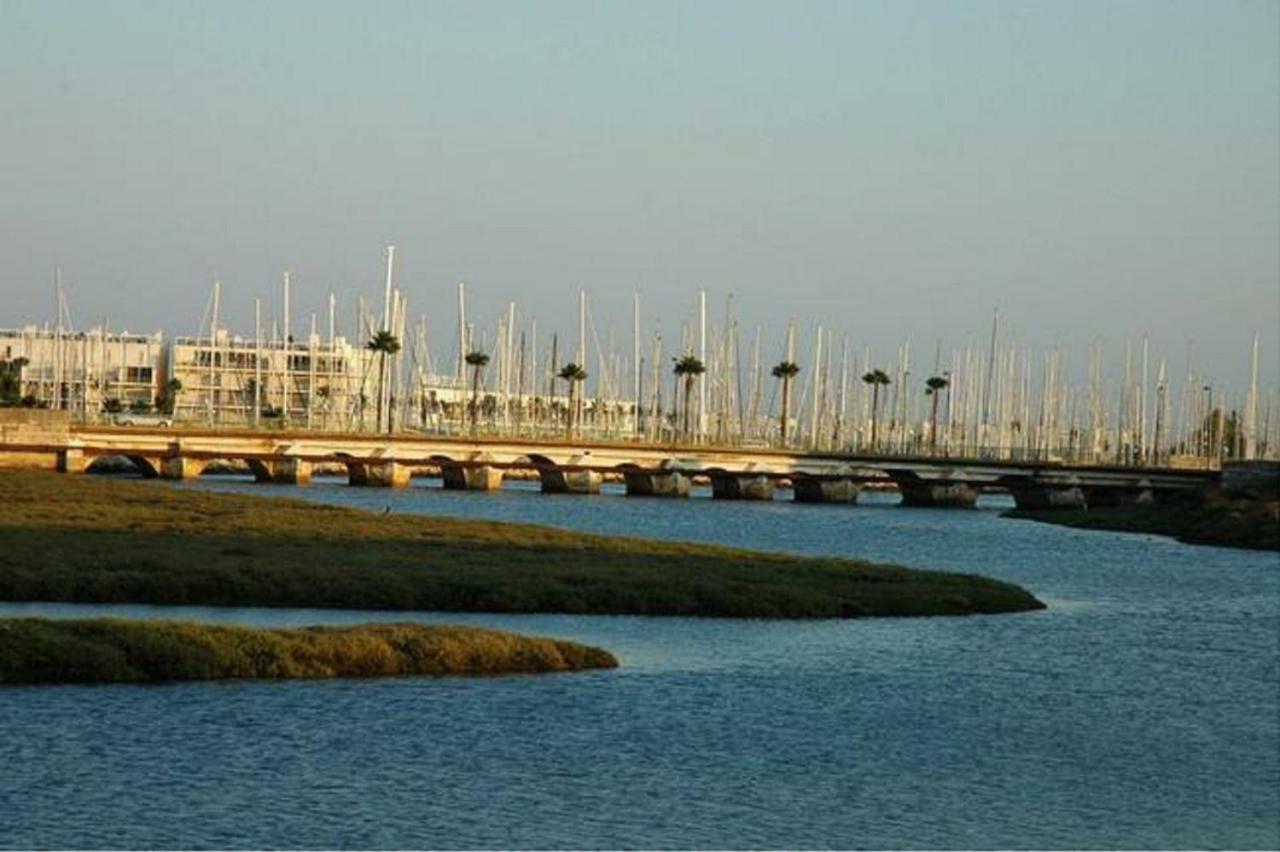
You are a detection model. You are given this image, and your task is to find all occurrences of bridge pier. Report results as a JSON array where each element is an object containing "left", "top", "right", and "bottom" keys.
[
  {"left": 57, "top": 447, "right": 90, "bottom": 475},
  {"left": 362, "top": 461, "right": 413, "bottom": 488},
  {"left": 623, "top": 466, "right": 692, "bottom": 498},
  {"left": 540, "top": 467, "right": 603, "bottom": 494},
  {"left": 893, "top": 477, "right": 980, "bottom": 508},
  {"left": 441, "top": 463, "right": 504, "bottom": 491},
  {"left": 161, "top": 456, "right": 208, "bottom": 480},
  {"left": 793, "top": 477, "right": 860, "bottom": 504},
  {"left": 272, "top": 457, "right": 313, "bottom": 486},
  {"left": 710, "top": 473, "right": 775, "bottom": 501},
  {"left": 344, "top": 462, "right": 368, "bottom": 486}
]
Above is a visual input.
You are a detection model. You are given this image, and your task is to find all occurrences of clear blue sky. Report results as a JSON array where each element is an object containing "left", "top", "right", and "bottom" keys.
[{"left": 1, "top": 0, "right": 1276, "bottom": 390}]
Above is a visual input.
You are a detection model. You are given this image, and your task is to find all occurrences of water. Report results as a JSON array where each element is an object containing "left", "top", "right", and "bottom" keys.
[{"left": 2, "top": 476, "right": 1277, "bottom": 849}]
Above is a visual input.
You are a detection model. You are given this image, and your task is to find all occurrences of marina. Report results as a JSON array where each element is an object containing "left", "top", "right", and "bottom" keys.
[
  {"left": 3, "top": 2, "right": 1276, "bottom": 849},
  {"left": 1, "top": 250, "right": 1274, "bottom": 467}
]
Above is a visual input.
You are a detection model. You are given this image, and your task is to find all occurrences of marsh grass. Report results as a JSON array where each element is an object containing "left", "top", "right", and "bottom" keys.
[
  {"left": 1006, "top": 490, "right": 1279, "bottom": 551},
  {"left": 0, "top": 471, "right": 1045, "bottom": 618},
  {"left": 0, "top": 617, "right": 618, "bottom": 684}
]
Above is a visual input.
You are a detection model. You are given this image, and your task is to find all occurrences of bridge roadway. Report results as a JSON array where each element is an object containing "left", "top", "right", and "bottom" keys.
[{"left": 14, "top": 424, "right": 1215, "bottom": 509}]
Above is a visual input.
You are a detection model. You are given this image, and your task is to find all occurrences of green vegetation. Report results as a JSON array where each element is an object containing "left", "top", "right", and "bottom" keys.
[
  {"left": 1006, "top": 490, "right": 1279, "bottom": 551},
  {"left": 465, "top": 350, "right": 490, "bottom": 434},
  {"left": 771, "top": 360, "right": 800, "bottom": 446},
  {"left": 672, "top": 354, "right": 706, "bottom": 439},
  {"left": 366, "top": 330, "right": 403, "bottom": 434},
  {"left": 862, "top": 368, "right": 891, "bottom": 447},
  {"left": 925, "top": 375, "right": 950, "bottom": 451},
  {"left": 0, "top": 357, "right": 42, "bottom": 408},
  {"left": 0, "top": 470, "right": 1046, "bottom": 618},
  {"left": 0, "top": 618, "right": 617, "bottom": 684},
  {"left": 557, "top": 362, "right": 587, "bottom": 437}
]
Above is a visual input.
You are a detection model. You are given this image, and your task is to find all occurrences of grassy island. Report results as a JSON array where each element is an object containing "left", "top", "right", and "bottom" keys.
[
  {"left": 0, "top": 470, "right": 1045, "bottom": 618},
  {"left": 0, "top": 618, "right": 617, "bottom": 684},
  {"left": 1006, "top": 490, "right": 1279, "bottom": 551}
]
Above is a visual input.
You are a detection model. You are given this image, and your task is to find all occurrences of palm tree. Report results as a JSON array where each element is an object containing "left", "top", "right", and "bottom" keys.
[
  {"left": 862, "top": 368, "right": 891, "bottom": 449},
  {"left": 771, "top": 361, "right": 801, "bottom": 446},
  {"left": 157, "top": 378, "right": 183, "bottom": 416},
  {"left": 925, "top": 375, "right": 950, "bottom": 453},
  {"left": 672, "top": 354, "right": 706, "bottom": 440},
  {"left": 366, "top": 330, "right": 401, "bottom": 433},
  {"left": 464, "top": 350, "right": 490, "bottom": 434},
  {"left": 558, "top": 362, "right": 587, "bottom": 437}
]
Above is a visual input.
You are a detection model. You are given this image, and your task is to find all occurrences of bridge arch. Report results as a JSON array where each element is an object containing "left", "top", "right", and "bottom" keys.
[
  {"left": 513, "top": 452, "right": 560, "bottom": 469},
  {"left": 123, "top": 454, "right": 161, "bottom": 478},
  {"left": 84, "top": 454, "right": 156, "bottom": 477}
]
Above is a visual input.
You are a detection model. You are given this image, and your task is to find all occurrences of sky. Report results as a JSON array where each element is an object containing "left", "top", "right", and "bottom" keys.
[{"left": 1, "top": 0, "right": 1276, "bottom": 393}]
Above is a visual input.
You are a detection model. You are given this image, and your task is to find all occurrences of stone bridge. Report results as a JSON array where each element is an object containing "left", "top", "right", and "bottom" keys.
[{"left": 0, "top": 420, "right": 1220, "bottom": 510}]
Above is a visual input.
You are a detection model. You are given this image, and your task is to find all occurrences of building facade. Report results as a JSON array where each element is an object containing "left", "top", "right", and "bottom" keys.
[{"left": 0, "top": 326, "right": 166, "bottom": 414}]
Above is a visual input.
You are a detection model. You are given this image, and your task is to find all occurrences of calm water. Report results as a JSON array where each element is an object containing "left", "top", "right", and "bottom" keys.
[{"left": 2, "top": 477, "right": 1277, "bottom": 849}]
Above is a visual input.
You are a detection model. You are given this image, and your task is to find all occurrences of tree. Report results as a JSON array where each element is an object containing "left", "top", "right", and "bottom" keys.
[
  {"left": 558, "top": 362, "right": 588, "bottom": 437},
  {"left": 366, "top": 330, "right": 401, "bottom": 433},
  {"left": 672, "top": 354, "right": 706, "bottom": 440},
  {"left": 0, "top": 357, "right": 28, "bottom": 406},
  {"left": 925, "top": 375, "right": 950, "bottom": 453},
  {"left": 156, "top": 378, "right": 183, "bottom": 416},
  {"left": 464, "top": 350, "right": 490, "bottom": 434},
  {"left": 862, "top": 369, "right": 891, "bottom": 449},
  {"left": 771, "top": 361, "right": 801, "bottom": 446}
]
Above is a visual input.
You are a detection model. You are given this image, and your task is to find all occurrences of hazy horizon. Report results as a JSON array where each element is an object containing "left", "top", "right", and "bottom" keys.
[{"left": 2, "top": 1, "right": 1276, "bottom": 394}]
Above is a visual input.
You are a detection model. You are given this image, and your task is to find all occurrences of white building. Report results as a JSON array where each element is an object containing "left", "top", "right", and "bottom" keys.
[
  {"left": 169, "top": 332, "right": 387, "bottom": 430},
  {"left": 0, "top": 326, "right": 166, "bottom": 414}
]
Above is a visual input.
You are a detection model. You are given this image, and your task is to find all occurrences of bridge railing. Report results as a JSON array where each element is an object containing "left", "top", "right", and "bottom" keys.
[{"left": 58, "top": 407, "right": 1239, "bottom": 472}]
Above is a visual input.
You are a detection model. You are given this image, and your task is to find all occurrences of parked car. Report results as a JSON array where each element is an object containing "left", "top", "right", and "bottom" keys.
[{"left": 113, "top": 413, "right": 173, "bottom": 428}]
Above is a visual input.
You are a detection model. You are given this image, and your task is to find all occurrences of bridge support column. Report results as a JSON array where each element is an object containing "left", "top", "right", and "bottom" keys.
[
  {"left": 272, "top": 457, "right": 312, "bottom": 486},
  {"left": 624, "top": 469, "right": 691, "bottom": 498},
  {"left": 161, "top": 456, "right": 207, "bottom": 480},
  {"left": 710, "top": 474, "right": 775, "bottom": 501},
  {"left": 441, "top": 463, "right": 504, "bottom": 491},
  {"left": 892, "top": 477, "right": 979, "bottom": 508},
  {"left": 364, "top": 461, "right": 413, "bottom": 488},
  {"left": 1009, "top": 485, "right": 1086, "bottom": 510},
  {"left": 540, "top": 468, "right": 602, "bottom": 494},
  {"left": 793, "top": 478, "right": 860, "bottom": 504},
  {"left": 57, "top": 447, "right": 90, "bottom": 474}
]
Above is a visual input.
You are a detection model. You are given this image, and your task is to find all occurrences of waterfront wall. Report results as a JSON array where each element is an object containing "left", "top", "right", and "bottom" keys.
[{"left": 0, "top": 410, "right": 70, "bottom": 470}]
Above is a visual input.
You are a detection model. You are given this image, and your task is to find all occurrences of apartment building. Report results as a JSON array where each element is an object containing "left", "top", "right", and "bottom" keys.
[
  {"left": 0, "top": 326, "right": 166, "bottom": 413},
  {"left": 168, "top": 331, "right": 388, "bottom": 429}
]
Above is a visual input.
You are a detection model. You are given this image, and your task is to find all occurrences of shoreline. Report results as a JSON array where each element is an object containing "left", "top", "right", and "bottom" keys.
[
  {"left": 1004, "top": 491, "right": 1279, "bottom": 551},
  {"left": 0, "top": 470, "right": 1046, "bottom": 619},
  {"left": 0, "top": 617, "right": 618, "bottom": 684}
]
